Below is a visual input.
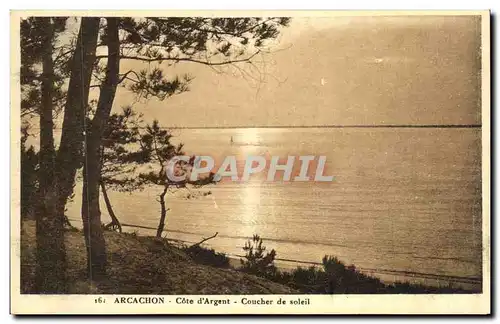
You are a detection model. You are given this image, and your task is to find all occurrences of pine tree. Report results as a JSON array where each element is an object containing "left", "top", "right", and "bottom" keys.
[
  {"left": 21, "top": 16, "right": 290, "bottom": 282},
  {"left": 81, "top": 17, "right": 290, "bottom": 274},
  {"left": 136, "top": 120, "right": 216, "bottom": 238},
  {"left": 240, "top": 234, "right": 277, "bottom": 277},
  {"left": 21, "top": 16, "right": 71, "bottom": 293},
  {"left": 99, "top": 106, "right": 149, "bottom": 232}
]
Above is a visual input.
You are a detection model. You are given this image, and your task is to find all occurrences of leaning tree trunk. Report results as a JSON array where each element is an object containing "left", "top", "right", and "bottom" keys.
[
  {"left": 35, "top": 17, "right": 67, "bottom": 293},
  {"left": 156, "top": 186, "right": 169, "bottom": 238},
  {"left": 100, "top": 180, "right": 122, "bottom": 232},
  {"left": 81, "top": 17, "right": 120, "bottom": 279},
  {"left": 54, "top": 17, "right": 100, "bottom": 222}
]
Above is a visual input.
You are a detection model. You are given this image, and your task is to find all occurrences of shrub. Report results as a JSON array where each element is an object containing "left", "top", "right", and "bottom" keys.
[
  {"left": 184, "top": 245, "right": 230, "bottom": 268},
  {"left": 322, "top": 255, "right": 349, "bottom": 293},
  {"left": 239, "top": 250, "right": 474, "bottom": 294},
  {"left": 288, "top": 266, "right": 327, "bottom": 293},
  {"left": 264, "top": 255, "right": 385, "bottom": 294},
  {"left": 240, "top": 234, "right": 277, "bottom": 277}
]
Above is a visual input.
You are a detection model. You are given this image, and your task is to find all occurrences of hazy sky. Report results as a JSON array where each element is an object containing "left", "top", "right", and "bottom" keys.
[{"left": 98, "top": 15, "right": 482, "bottom": 127}]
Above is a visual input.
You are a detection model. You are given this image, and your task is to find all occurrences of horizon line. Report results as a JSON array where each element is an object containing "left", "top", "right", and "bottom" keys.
[
  {"left": 39, "top": 124, "right": 483, "bottom": 131},
  {"left": 162, "top": 124, "right": 482, "bottom": 129}
]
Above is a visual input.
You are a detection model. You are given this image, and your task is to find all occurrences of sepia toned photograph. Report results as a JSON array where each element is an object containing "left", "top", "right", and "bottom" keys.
[{"left": 11, "top": 10, "right": 490, "bottom": 314}]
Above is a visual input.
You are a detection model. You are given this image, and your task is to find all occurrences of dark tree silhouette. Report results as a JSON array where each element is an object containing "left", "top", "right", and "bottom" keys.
[
  {"left": 21, "top": 17, "right": 100, "bottom": 290},
  {"left": 21, "top": 16, "right": 290, "bottom": 284},
  {"left": 20, "top": 125, "right": 38, "bottom": 219},
  {"left": 137, "top": 120, "right": 216, "bottom": 238},
  {"left": 55, "top": 18, "right": 100, "bottom": 227},
  {"left": 99, "top": 106, "right": 150, "bottom": 232},
  {"left": 81, "top": 17, "right": 289, "bottom": 275},
  {"left": 80, "top": 17, "right": 120, "bottom": 279},
  {"left": 20, "top": 18, "right": 70, "bottom": 119},
  {"left": 20, "top": 16, "right": 71, "bottom": 293},
  {"left": 240, "top": 234, "right": 277, "bottom": 277}
]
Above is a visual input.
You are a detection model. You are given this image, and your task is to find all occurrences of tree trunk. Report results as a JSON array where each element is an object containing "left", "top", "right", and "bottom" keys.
[
  {"left": 100, "top": 180, "right": 122, "bottom": 232},
  {"left": 156, "top": 186, "right": 169, "bottom": 238},
  {"left": 34, "top": 17, "right": 67, "bottom": 293},
  {"left": 81, "top": 17, "right": 120, "bottom": 279},
  {"left": 54, "top": 17, "right": 100, "bottom": 222}
]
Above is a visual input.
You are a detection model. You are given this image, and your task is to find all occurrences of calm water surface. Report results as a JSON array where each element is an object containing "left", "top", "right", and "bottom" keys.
[{"left": 67, "top": 128, "right": 482, "bottom": 287}]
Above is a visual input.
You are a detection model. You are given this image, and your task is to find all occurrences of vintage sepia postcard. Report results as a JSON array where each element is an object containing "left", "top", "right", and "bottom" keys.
[{"left": 10, "top": 10, "right": 490, "bottom": 315}]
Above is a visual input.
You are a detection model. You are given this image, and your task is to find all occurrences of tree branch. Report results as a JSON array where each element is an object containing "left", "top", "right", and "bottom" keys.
[
  {"left": 148, "top": 17, "right": 275, "bottom": 39},
  {"left": 118, "top": 69, "right": 141, "bottom": 84},
  {"left": 95, "top": 50, "right": 260, "bottom": 66},
  {"left": 189, "top": 232, "right": 219, "bottom": 248}
]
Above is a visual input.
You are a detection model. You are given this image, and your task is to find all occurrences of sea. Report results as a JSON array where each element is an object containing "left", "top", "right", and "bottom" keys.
[{"left": 66, "top": 127, "right": 483, "bottom": 290}]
